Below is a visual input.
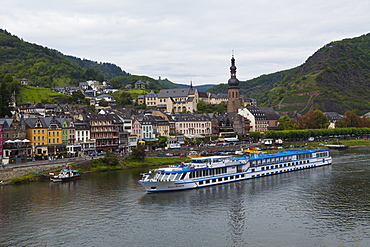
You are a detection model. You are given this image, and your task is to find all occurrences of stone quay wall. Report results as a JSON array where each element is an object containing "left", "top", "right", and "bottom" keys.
[{"left": 0, "top": 160, "right": 82, "bottom": 181}]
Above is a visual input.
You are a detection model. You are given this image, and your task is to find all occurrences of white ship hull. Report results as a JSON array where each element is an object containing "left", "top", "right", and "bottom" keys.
[{"left": 139, "top": 180, "right": 198, "bottom": 192}]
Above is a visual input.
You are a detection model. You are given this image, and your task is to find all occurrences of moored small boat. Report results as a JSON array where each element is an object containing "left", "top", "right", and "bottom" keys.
[
  {"left": 324, "top": 144, "right": 348, "bottom": 150},
  {"left": 50, "top": 167, "right": 81, "bottom": 182}
]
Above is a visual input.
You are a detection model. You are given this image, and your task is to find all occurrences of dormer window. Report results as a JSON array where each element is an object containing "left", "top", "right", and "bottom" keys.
[{"left": 35, "top": 121, "right": 42, "bottom": 128}]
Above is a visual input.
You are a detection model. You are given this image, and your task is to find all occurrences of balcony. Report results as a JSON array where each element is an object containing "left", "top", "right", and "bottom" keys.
[
  {"left": 91, "top": 129, "right": 118, "bottom": 133},
  {"left": 93, "top": 136, "right": 119, "bottom": 140}
]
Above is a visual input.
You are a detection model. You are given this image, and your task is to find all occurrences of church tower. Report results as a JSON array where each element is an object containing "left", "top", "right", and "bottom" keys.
[{"left": 227, "top": 54, "right": 241, "bottom": 113}]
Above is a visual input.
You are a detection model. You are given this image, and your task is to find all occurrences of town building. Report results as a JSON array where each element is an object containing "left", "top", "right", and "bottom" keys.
[
  {"left": 24, "top": 117, "right": 65, "bottom": 156},
  {"left": 74, "top": 120, "right": 95, "bottom": 155},
  {"left": 134, "top": 80, "right": 149, "bottom": 89},
  {"left": 173, "top": 113, "right": 212, "bottom": 136},
  {"left": 132, "top": 119, "right": 142, "bottom": 141},
  {"left": 144, "top": 90, "right": 158, "bottom": 108},
  {"left": 324, "top": 112, "right": 343, "bottom": 128},
  {"left": 258, "top": 107, "right": 280, "bottom": 130},
  {"left": 140, "top": 113, "right": 158, "bottom": 141},
  {"left": 157, "top": 86, "right": 199, "bottom": 113},
  {"left": 238, "top": 107, "right": 268, "bottom": 133},
  {"left": 24, "top": 117, "right": 49, "bottom": 156},
  {"left": 83, "top": 111, "right": 119, "bottom": 152}
]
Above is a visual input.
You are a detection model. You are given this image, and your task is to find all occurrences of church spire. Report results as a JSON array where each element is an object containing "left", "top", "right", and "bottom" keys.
[
  {"left": 227, "top": 52, "right": 241, "bottom": 113},
  {"left": 228, "top": 51, "right": 239, "bottom": 87}
]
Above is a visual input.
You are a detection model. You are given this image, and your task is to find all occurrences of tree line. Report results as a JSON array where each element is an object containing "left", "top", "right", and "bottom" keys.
[
  {"left": 0, "top": 71, "right": 21, "bottom": 117},
  {"left": 278, "top": 110, "right": 370, "bottom": 130}
]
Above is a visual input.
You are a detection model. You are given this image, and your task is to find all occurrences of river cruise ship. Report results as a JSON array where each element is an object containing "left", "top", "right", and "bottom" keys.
[{"left": 138, "top": 149, "right": 332, "bottom": 192}]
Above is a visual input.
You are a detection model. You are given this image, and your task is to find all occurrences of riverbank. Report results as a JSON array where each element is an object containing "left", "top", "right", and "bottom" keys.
[
  {"left": 0, "top": 155, "right": 189, "bottom": 185},
  {"left": 2, "top": 139, "right": 370, "bottom": 185}
]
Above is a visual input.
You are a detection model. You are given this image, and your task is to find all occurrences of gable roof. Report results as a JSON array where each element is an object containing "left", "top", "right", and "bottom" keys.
[
  {"left": 257, "top": 107, "right": 280, "bottom": 120},
  {"left": 157, "top": 88, "right": 197, "bottom": 98}
]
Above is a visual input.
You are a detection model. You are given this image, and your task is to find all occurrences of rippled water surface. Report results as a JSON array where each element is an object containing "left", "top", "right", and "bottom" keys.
[{"left": 1, "top": 148, "right": 370, "bottom": 246}]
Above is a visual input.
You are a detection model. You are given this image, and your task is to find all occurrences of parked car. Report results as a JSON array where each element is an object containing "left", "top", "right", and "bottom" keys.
[
  {"left": 98, "top": 152, "right": 106, "bottom": 156},
  {"left": 157, "top": 153, "right": 165, "bottom": 157},
  {"left": 166, "top": 153, "right": 174, "bottom": 157},
  {"left": 179, "top": 153, "right": 186, "bottom": 157}
]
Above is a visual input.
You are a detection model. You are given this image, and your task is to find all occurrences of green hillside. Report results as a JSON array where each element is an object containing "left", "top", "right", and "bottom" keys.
[
  {"left": 266, "top": 33, "right": 370, "bottom": 115},
  {"left": 208, "top": 33, "right": 370, "bottom": 115},
  {"left": 0, "top": 29, "right": 182, "bottom": 92},
  {"left": 0, "top": 29, "right": 129, "bottom": 87},
  {"left": 18, "top": 86, "right": 62, "bottom": 103}
]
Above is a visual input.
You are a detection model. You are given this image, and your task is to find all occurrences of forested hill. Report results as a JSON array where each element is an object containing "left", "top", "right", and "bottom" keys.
[
  {"left": 0, "top": 29, "right": 130, "bottom": 87},
  {"left": 208, "top": 33, "right": 370, "bottom": 115}
]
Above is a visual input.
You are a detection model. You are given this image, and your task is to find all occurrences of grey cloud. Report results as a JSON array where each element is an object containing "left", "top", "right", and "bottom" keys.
[{"left": 0, "top": 0, "right": 369, "bottom": 85}]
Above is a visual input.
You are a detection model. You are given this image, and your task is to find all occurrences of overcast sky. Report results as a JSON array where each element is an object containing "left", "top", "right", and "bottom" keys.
[{"left": 1, "top": 0, "right": 369, "bottom": 85}]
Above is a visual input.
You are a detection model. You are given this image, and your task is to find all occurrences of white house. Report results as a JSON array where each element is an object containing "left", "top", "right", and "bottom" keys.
[
  {"left": 95, "top": 94, "right": 116, "bottom": 105},
  {"left": 238, "top": 107, "right": 268, "bottom": 133}
]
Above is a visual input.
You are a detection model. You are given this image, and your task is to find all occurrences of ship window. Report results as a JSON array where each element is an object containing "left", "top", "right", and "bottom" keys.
[
  {"left": 251, "top": 169, "right": 255, "bottom": 172},
  {"left": 162, "top": 174, "right": 170, "bottom": 181},
  {"left": 174, "top": 173, "right": 182, "bottom": 180},
  {"left": 157, "top": 173, "right": 164, "bottom": 180},
  {"left": 199, "top": 181, "right": 204, "bottom": 185},
  {"left": 225, "top": 177, "right": 229, "bottom": 181},
  {"left": 169, "top": 173, "right": 176, "bottom": 181},
  {"left": 261, "top": 167, "right": 265, "bottom": 170},
  {"left": 218, "top": 178, "right": 222, "bottom": 182},
  {"left": 212, "top": 179, "right": 216, "bottom": 183},
  {"left": 180, "top": 173, "right": 187, "bottom": 180},
  {"left": 206, "top": 180, "right": 210, "bottom": 184}
]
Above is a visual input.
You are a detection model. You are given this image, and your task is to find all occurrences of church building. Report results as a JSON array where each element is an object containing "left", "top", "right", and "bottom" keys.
[{"left": 227, "top": 54, "right": 241, "bottom": 113}]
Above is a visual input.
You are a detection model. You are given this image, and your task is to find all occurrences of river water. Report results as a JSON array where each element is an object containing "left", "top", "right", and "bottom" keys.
[{"left": 1, "top": 148, "right": 370, "bottom": 246}]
